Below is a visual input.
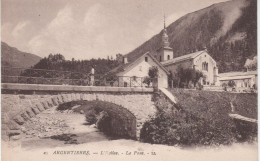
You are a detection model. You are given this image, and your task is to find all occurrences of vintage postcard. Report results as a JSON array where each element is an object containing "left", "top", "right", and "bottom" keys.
[{"left": 1, "top": 0, "right": 258, "bottom": 161}]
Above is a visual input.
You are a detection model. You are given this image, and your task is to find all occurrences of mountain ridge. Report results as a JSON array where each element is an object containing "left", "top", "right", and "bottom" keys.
[
  {"left": 126, "top": 0, "right": 256, "bottom": 73},
  {"left": 1, "top": 42, "right": 42, "bottom": 68}
]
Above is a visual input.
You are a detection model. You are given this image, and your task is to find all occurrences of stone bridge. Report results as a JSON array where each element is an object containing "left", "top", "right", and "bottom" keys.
[{"left": 2, "top": 83, "right": 158, "bottom": 140}]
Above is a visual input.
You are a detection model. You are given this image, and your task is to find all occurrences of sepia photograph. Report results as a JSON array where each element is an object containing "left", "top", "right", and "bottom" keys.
[{"left": 1, "top": 0, "right": 258, "bottom": 161}]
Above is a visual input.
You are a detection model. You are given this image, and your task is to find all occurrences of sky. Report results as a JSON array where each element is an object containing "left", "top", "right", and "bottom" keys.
[{"left": 2, "top": 0, "right": 228, "bottom": 60}]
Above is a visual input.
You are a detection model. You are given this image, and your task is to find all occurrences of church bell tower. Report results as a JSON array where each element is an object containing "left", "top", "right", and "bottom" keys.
[{"left": 157, "top": 15, "right": 173, "bottom": 62}]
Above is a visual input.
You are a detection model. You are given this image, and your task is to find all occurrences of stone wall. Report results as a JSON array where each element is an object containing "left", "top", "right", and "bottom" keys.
[{"left": 2, "top": 91, "right": 156, "bottom": 140}]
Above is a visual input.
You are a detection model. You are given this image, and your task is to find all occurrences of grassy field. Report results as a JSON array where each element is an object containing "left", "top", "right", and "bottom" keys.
[{"left": 168, "top": 88, "right": 257, "bottom": 119}]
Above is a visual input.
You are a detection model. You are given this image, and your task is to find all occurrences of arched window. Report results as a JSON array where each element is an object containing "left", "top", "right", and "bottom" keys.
[
  {"left": 202, "top": 62, "right": 208, "bottom": 71},
  {"left": 167, "top": 55, "right": 170, "bottom": 60},
  {"left": 160, "top": 56, "right": 162, "bottom": 62}
]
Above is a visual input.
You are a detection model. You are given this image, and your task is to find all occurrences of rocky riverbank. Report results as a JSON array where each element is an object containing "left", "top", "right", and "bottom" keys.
[
  {"left": 7, "top": 106, "right": 107, "bottom": 149},
  {"left": 20, "top": 107, "right": 74, "bottom": 139}
]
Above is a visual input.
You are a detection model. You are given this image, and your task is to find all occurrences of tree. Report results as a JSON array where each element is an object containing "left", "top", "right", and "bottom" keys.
[
  {"left": 141, "top": 66, "right": 159, "bottom": 88},
  {"left": 192, "top": 70, "right": 203, "bottom": 87},
  {"left": 228, "top": 80, "right": 236, "bottom": 88},
  {"left": 148, "top": 66, "right": 158, "bottom": 79},
  {"left": 244, "top": 56, "right": 257, "bottom": 71},
  {"left": 170, "top": 67, "right": 203, "bottom": 88},
  {"left": 26, "top": 53, "right": 120, "bottom": 78},
  {"left": 116, "top": 53, "right": 123, "bottom": 63}
]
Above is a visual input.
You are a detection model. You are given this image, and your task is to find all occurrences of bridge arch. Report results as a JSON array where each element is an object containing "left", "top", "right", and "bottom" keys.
[
  {"left": 58, "top": 100, "right": 137, "bottom": 139},
  {"left": 10, "top": 92, "right": 157, "bottom": 139}
]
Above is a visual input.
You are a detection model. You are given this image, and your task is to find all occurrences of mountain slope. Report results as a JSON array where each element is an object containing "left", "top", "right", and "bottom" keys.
[
  {"left": 126, "top": 0, "right": 256, "bottom": 73},
  {"left": 1, "top": 42, "right": 42, "bottom": 68}
]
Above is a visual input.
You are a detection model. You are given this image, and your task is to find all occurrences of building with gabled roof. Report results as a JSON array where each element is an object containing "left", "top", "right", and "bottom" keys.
[
  {"left": 150, "top": 17, "right": 219, "bottom": 86},
  {"left": 108, "top": 52, "right": 169, "bottom": 88},
  {"left": 161, "top": 49, "right": 219, "bottom": 86}
]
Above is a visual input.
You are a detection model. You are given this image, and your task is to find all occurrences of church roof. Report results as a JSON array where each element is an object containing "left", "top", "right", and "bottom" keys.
[{"left": 161, "top": 50, "right": 206, "bottom": 66}]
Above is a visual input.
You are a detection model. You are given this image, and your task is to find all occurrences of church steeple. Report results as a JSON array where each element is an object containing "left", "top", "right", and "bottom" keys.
[
  {"left": 156, "top": 14, "right": 173, "bottom": 62},
  {"left": 162, "top": 14, "right": 170, "bottom": 48}
]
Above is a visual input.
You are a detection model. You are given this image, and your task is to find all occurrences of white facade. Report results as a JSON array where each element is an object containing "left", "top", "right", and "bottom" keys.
[
  {"left": 161, "top": 50, "right": 219, "bottom": 86},
  {"left": 157, "top": 47, "right": 174, "bottom": 62},
  {"left": 116, "top": 53, "right": 168, "bottom": 88},
  {"left": 193, "top": 51, "right": 219, "bottom": 85}
]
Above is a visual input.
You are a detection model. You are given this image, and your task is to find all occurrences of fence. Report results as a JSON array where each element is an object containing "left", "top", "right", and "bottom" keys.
[{"left": 1, "top": 66, "right": 153, "bottom": 88}]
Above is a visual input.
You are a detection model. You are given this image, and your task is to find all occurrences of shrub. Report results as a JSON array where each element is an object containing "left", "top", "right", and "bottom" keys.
[
  {"left": 196, "top": 82, "right": 203, "bottom": 90},
  {"left": 228, "top": 80, "right": 236, "bottom": 87},
  {"left": 143, "top": 76, "right": 152, "bottom": 87},
  {"left": 85, "top": 109, "right": 99, "bottom": 124},
  {"left": 233, "top": 119, "right": 257, "bottom": 142},
  {"left": 141, "top": 109, "right": 237, "bottom": 146},
  {"left": 168, "top": 67, "right": 203, "bottom": 88},
  {"left": 187, "top": 81, "right": 194, "bottom": 89},
  {"left": 222, "top": 83, "right": 228, "bottom": 87},
  {"left": 96, "top": 111, "right": 112, "bottom": 134},
  {"left": 140, "top": 90, "right": 257, "bottom": 146}
]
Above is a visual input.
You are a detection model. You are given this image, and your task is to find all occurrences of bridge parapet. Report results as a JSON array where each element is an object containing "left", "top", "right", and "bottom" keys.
[{"left": 2, "top": 83, "right": 154, "bottom": 93}]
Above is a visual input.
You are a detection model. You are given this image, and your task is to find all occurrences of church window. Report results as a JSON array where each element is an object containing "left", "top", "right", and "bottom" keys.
[
  {"left": 202, "top": 62, "right": 208, "bottom": 71},
  {"left": 167, "top": 55, "right": 170, "bottom": 60},
  {"left": 145, "top": 57, "right": 148, "bottom": 62}
]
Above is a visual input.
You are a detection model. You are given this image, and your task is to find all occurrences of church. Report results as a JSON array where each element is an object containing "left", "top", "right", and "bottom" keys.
[
  {"left": 109, "top": 17, "right": 220, "bottom": 88},
  {"left": 152, "top": 19, "right": 220, "bottom": 86},
  {"left": 108, "top": 17, "right": 259, "bottom": 91}
]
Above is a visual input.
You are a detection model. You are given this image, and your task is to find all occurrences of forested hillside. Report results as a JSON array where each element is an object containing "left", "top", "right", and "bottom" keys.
[
  {"left": 1, "top": 42, "right": 41, "bottom": 68},
  {"left": 126, "top": 0, "right": 257, "bottom": 73},
  {"left": 31, "top": 54, "right": 120, "bottom": 75}
]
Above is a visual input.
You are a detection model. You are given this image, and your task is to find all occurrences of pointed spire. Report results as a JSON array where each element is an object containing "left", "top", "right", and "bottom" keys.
[
  {"left": 162, "top": 14, "right": 169, "bottom": 47},
  {"left": 164, "top": 13, "right": 166, "bottom": 29}
]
